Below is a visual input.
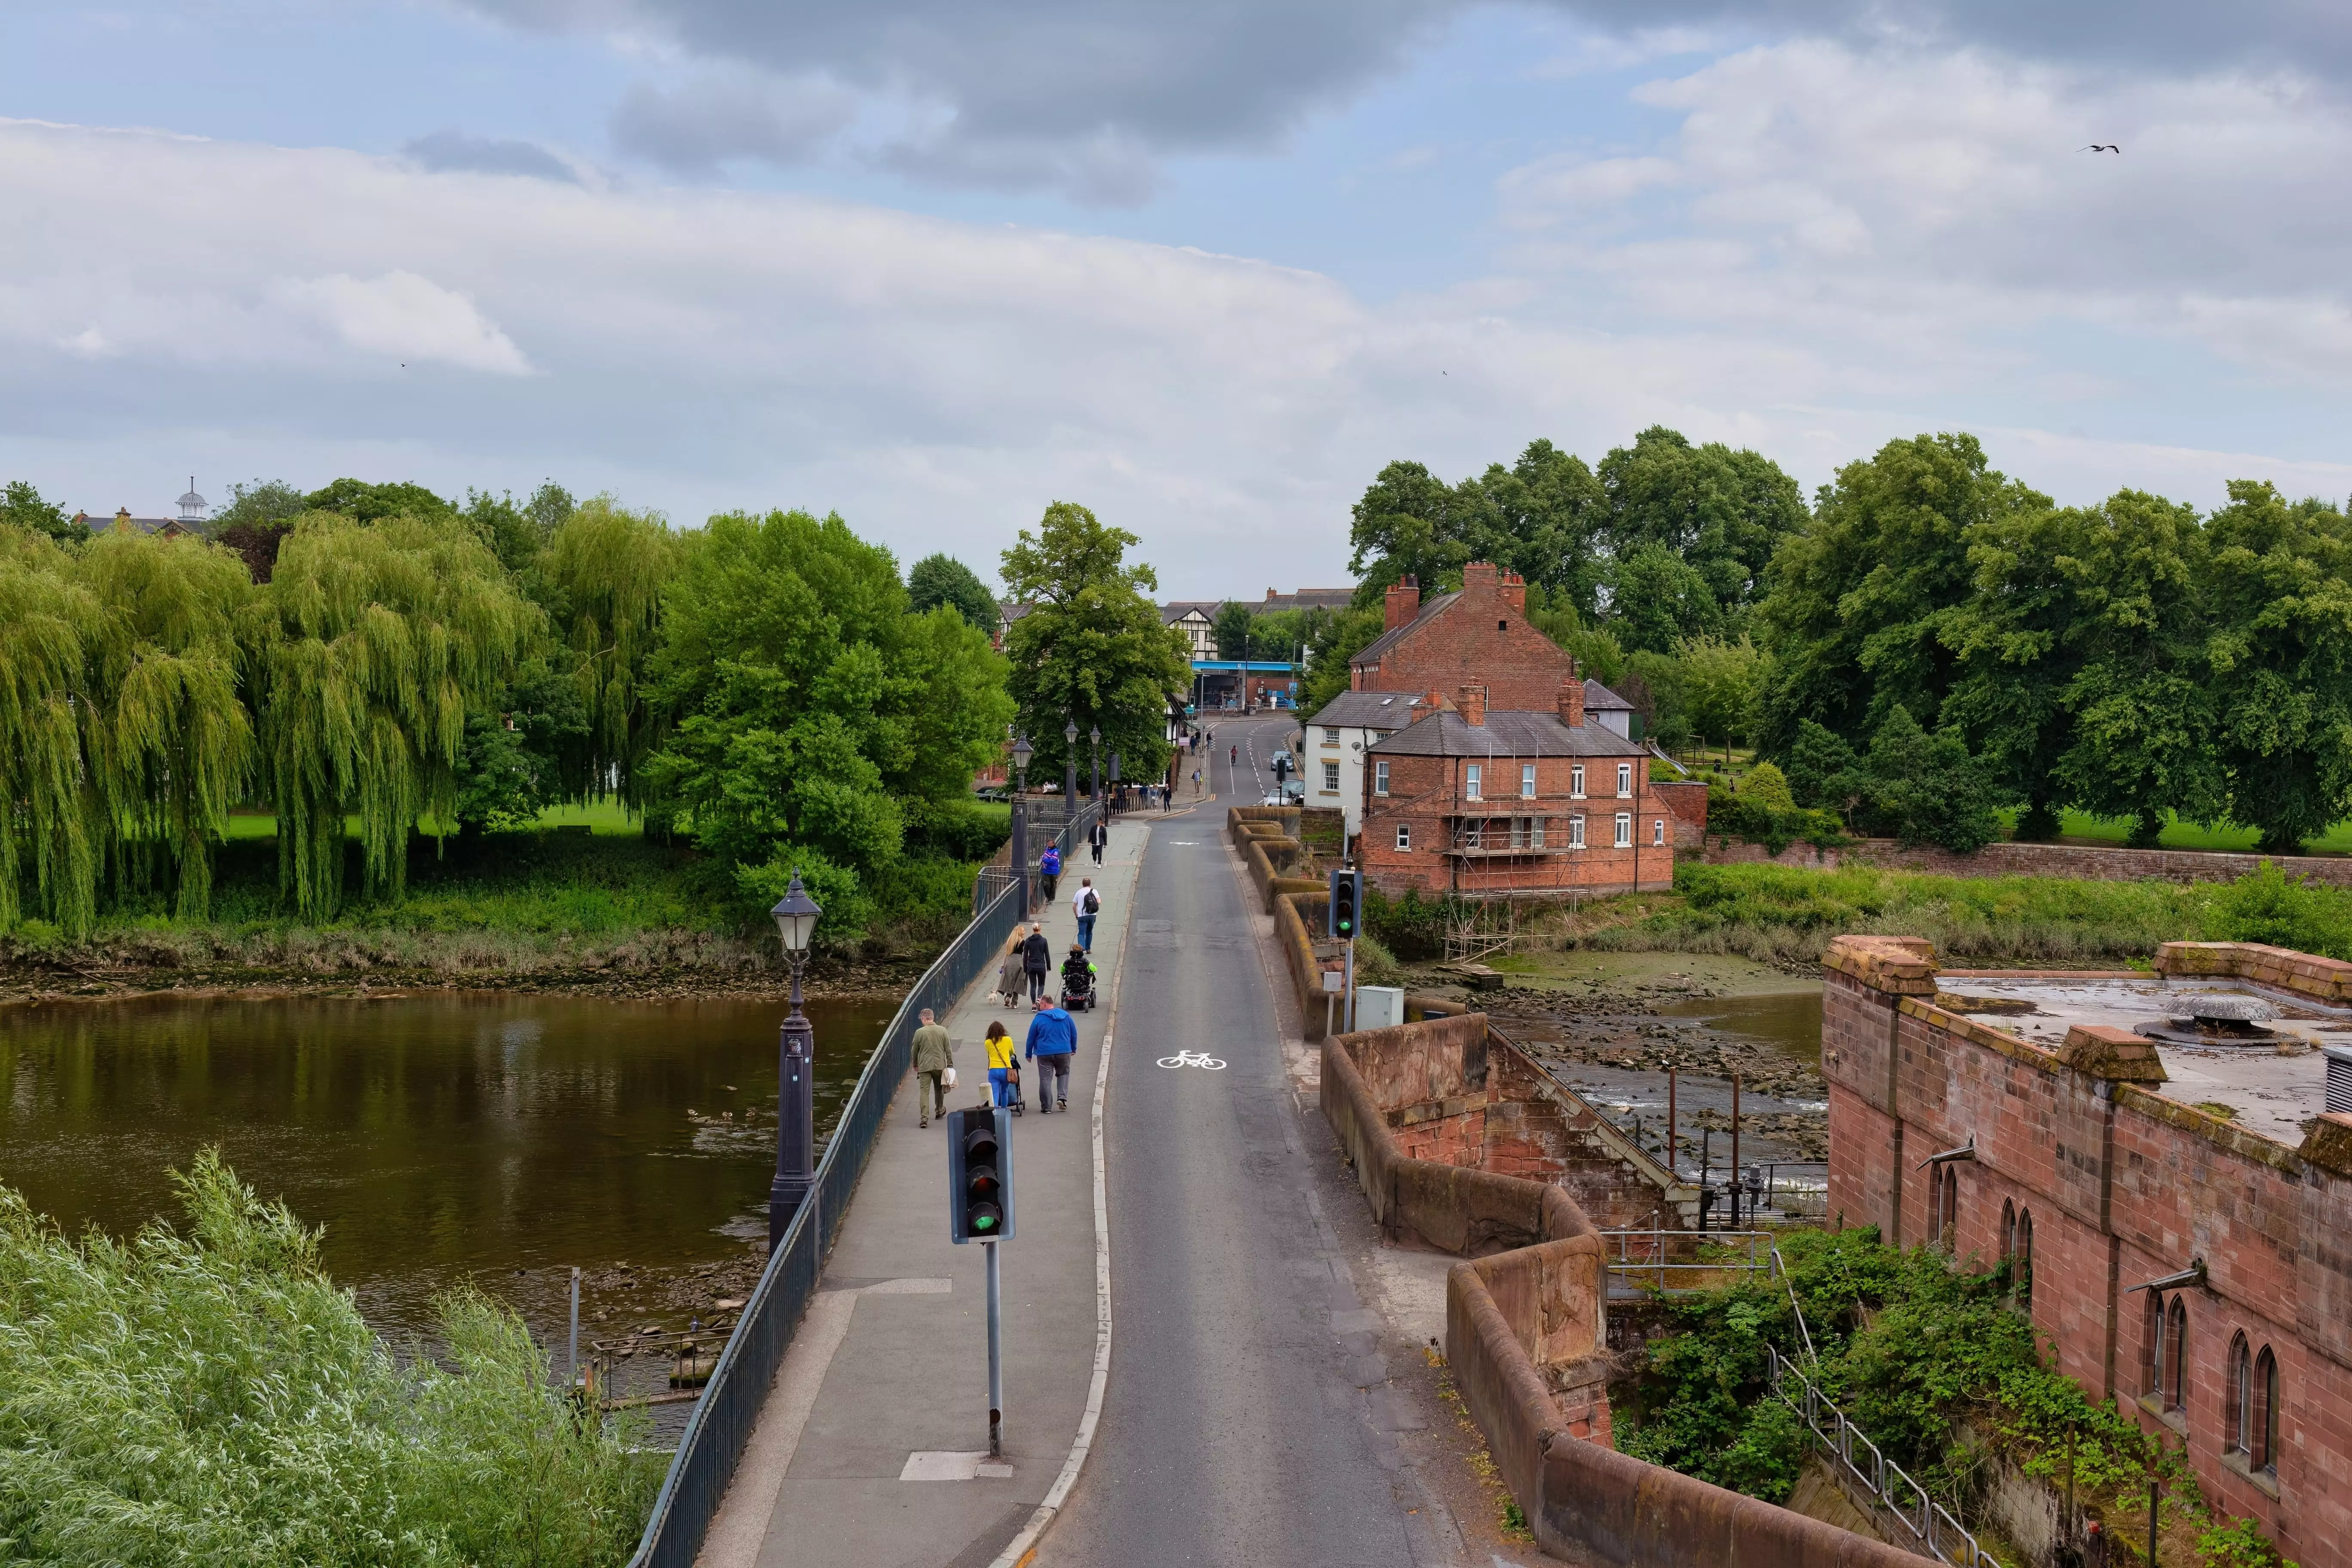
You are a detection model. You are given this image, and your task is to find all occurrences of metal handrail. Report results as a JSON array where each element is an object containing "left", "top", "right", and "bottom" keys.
[
  {"left": 621, "top": 803, "right": 1099, "bottom": 1568},
  {"left": 1767, "top": 1345, "right": 1998, "bottom": 1568}
]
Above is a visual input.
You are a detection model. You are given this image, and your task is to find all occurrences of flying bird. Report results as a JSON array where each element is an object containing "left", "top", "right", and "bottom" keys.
[{"left": 2080, "top": 144, "right": 2120, "bottom": 153}]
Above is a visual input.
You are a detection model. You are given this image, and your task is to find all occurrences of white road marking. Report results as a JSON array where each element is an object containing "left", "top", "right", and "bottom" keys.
[{"left": 1155, "top": 1050, "right": 1227, "bottom": 1071}]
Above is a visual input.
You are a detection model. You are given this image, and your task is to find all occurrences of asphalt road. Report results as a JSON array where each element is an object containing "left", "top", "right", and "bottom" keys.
[{"left": 1035, "top": 716, "right": 1452, "bottom": 1568}]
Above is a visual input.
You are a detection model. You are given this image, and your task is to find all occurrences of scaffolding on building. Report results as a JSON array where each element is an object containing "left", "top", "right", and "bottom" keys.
[{"left": 1443, "top": 695, "right": 1520, "bottom": 963}]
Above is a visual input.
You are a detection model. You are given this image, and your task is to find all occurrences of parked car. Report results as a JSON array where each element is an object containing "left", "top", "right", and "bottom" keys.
[
  {"left": 1269, "top": 749, "right": 1293, "bottom": 770},
  {"left": 1260, "top": 781, "right": 1304, "bottom": 806}
]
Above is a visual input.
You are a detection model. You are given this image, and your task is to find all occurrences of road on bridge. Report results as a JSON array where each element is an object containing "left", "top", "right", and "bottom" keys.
[{"left": 1035, "top": 712, "right": 1461, "bottom": 1568}]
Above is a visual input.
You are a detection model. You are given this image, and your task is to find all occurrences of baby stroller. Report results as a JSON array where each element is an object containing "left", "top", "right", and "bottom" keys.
[{"left": 1060, "top": 950, "right": 1098, "bottom": 1011}]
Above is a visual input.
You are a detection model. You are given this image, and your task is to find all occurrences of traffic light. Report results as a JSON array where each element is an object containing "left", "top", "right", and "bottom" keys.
[
  {"left": 947, "top": 1106, "right": 1015, "bottom": 1242},
  {"left": 1329, "top": 868, "right": 1360, "bottom": 940}
]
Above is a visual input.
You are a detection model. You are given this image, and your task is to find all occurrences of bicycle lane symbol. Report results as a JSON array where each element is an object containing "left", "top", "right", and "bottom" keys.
[{"left": 1156, "top": 1050, "right": 1226, "bottom": 1071}]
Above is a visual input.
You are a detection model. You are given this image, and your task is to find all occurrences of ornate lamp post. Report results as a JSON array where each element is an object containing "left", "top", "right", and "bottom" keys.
[
  {"left": 1089, "top": 724, "right": 1102, "bottom": 803},
  {"left": 1009, "top": 734, "right": 1034, "bottom": 915},
  {"left": 768, "top": 872, "right": 823, "bottom": 1252},
  {"left": 1063, "top": 718, "right": 1080, "bottom": 809}
]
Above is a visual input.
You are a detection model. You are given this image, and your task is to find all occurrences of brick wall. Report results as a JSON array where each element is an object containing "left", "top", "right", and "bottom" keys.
[
  {"left": 1360, "top": 745, "right": 1677, "bottom": 897},
  {"left": 1821, "top": 936, "right": 2352, "bottom": 1566},
  {"left": 1354, "top": 562, "right": 1580, "bottom": 710},
  {"left": 1710, "top": 836, "right": 2352, "bottom": 888}
]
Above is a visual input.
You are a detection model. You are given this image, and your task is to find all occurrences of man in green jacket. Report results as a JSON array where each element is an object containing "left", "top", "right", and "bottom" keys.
[{"left": 911, "top": 1008, "right": 954, "bottom": 1127}]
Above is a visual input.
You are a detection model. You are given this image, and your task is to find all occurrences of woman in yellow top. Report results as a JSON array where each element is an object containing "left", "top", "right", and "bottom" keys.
[{"left": 984, "top": 1021, "right": 1018, "bottom": 1108}]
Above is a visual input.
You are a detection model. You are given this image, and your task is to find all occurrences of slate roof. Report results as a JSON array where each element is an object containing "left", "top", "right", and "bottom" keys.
[
  {"left": 1306, "top": 689, "right": 1423, "bottom": 729},
  {"left": 1584, "top": 678, "right": 1635, "bottom": 711},
  {"left": 1366, "top": 709, "right": 1648, "bottom": 759},
  {"left": 1161, "top": 600, "right": 1220, "bottom": 624},
  {"left": 1259, "top": 588, "right": 1356, "bottom": 612},
  {"left": 1347, "top": 591, "right": 1461, "bottom": 668}
]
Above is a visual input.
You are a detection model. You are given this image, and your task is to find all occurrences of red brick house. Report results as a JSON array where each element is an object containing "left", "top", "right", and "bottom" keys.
[
  {"left": 1351, "top": 562, "right": 1583, "bottom": 710},
  {"left": 1359, "top": 678, "right": 1683, "bottom": 897}
]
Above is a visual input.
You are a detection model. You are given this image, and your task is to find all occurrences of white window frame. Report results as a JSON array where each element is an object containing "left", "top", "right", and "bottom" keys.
[
  {"left": 1521, "top": 763, "right": 1537, "bottom": 799},
  {"left": 1465, "top": 763, "right": 1482, "bottom": 801},
  {"left": 1509, "top": 817, "right": 1527, "bottom": 850},
  {"left": 1614, "top": 812, "right": 1633, "bottom": 848},
  {"left": 1569, "top": 814, "right": 1586, "bottom": 849},
  {"left": 1323, "top": 760, "right": 1340, "bottom": 792},
  {"left": 1570, "top": 765, "right": 1585, "bottom": 799},
  {"left": 1617, "top": 763, "right": 1633, "bottom": 798},
  {"left": 1464, "top": 818, "right": 1484, "bottom": 850},
  {"left": 1532, "top": 817, "right": 1546, "bottom": 848},
  {"left": 1373, "top": 760, "right": 1390, "bottom": 796},
  {"left": 1653, "top": 817, "right": 1666, "bottom": 847},
  {"left": 1396, "top": 823, "right": 1412, "bottom": 851}
]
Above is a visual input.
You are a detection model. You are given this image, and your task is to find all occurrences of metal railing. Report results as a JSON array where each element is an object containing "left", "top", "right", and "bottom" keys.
[
  {"left": 1767, "top": 1344, "right": 1998, "bottom": 1568},
  {"left": 621, "top": 803, "right": 1099, "bottom": 1568},
  {"left": 1600, "top": 1228, "right": 1778, "bottom": 1294}
]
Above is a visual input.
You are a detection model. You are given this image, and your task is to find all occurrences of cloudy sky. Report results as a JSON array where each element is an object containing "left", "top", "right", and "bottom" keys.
[{"left": 6, "top": 1, "right": 2352, "bottom": 597}]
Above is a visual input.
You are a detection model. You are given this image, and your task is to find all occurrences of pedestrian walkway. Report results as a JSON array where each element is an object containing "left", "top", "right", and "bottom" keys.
[{"left": 696, "top": 815, "right": 1151, "bottom": 1568}]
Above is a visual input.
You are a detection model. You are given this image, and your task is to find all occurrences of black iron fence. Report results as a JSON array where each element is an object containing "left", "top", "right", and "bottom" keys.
[{"left": 621, "top": 802, "right": 1100, "bottom": 1568}]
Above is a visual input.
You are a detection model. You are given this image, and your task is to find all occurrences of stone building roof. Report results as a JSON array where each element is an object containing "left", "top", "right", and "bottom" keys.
[{"left": 1366, "top": 710, "right": 1649, "bottom": 759}]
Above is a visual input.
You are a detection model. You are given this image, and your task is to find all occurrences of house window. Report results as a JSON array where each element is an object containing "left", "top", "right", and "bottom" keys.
[
  {"left": 1932, "top": 1165, "right": 1958, "bottom": 1250},
  {"left": 2229, "top": 1334, "right": 2253, "bottom": 1457},
  {"left": 1617, "top": 763, "right": 1633, "bottom": 797},
  {"left": 1510, "top": 817, "right": 1530, "bottom": 849},
  {"left": 1571, "top": 765, "right": 1585, "bottom": 798},
  {"left": 2254, "top": 1347, "right": 2278, "bottom": 1475},
  {"left": 1323, "top": 761, "right": 1339, "bottom": 792},
  {"left": 1465, "top": 763, "right": 1482, "bottom": 800},
  {"left": 2016, "top": 1210, "right": 2033, "bottom": 1305},
  {"left": 2144, "top": 1292, "right": 2167, "bottom": 1398},
  {"left": 1614, "top": 813, "right": 1632, "bottom": 848},
  {"left": 1652, "top": 818, "right": 1666, "bottom": 847},
  {"left": 2165, "top": 1297, "right": 2189, "bottom": 1412},
  {"left": 1396, "top": 823, "right": 1412, "bottom": 851},
  {"left": 1464, "top": 819, "right": 1483, "bottom": 850},
  {"left": 1374, "top": 760, "right": 1389, "bottom": 796},
  {"left": 1521, "top": 763, "right": 1537, "bottom": 799},
  {"left": 1569, "top": 815, "right": 1585, "bottom": 849},
  {"left": 1532, "top": 817, "right": 1546, "bottom": 848}
]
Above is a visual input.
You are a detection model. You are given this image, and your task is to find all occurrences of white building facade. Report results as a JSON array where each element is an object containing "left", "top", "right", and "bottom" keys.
[{"left": 1302, "top": 689, "right": 1423, "bottom": 836}]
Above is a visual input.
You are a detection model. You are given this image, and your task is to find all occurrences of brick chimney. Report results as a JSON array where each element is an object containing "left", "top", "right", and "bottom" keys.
[
  {"left": 1558, "top": 663, "right": 1585, "bottom": 729},
  {"left": 1384, "top": 575, "right": 1421, "bottom": 631},
  {"left": 1459, "top": 685, "right": 1487, "bottom": 726},
  {"left": 1501, "top": 571, "right": 1526, "bottom": 613},
  {"left": 1415, "top": 688, "right": 1446, "bottom": 722},
  {"left": 1462, "top": 561, "right": 1499, "bottom": 595}
]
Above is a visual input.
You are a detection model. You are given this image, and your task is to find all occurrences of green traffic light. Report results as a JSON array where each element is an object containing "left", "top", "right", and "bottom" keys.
[{"left": 974, "top": 1215, "right": 995, "bottom": 1230}]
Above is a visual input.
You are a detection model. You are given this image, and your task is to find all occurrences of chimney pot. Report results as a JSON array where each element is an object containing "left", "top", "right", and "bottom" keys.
[
  {"left": 1558, "top": 663, "right": 1586, "bottom": 729},
  {"left": 1501, "top": 572, "right": 1526, "bottom": 614},
  {"left": 1459, "top": 685, "right": 1487, "bottom": 726},
  {"left": 1384, "top": 576, "right": 1422, "bottom": 632}
]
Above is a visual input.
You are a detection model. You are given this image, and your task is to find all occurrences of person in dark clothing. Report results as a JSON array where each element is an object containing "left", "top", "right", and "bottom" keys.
[
  {"left": 1088, "top": 817, "right": 1108, "bottom": 865},
  {"left": 1020, "top": 923, "right": 1052, "bottom": 1004}
]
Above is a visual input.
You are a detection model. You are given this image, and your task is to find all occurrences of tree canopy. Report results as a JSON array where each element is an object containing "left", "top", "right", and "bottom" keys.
[{"left": 907, "top": 553, "right": 1000, "bottom": 632}]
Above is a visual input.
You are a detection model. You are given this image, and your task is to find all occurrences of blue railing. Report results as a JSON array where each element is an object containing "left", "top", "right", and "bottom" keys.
[{"left": 621, "top": 802, "right": 1099, "bottom": 1568}]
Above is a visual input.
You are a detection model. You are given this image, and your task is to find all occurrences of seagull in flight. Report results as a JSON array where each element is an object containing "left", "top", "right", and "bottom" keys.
[{"left": 2080, "top": 144, "right": 2120, "bottom": 153}]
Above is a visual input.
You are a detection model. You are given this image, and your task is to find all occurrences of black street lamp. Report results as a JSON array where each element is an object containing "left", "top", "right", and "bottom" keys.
[
  {"left": 1010, "top": 734, "right": 1034, "bottom": 915},
  {"left": 1089, "top": 724, "right": 1102, "bottom": 802},
  {"left": 768, "top": 871, "right": 823, "bottom": 1252},
  {"left": 1063, "top": 718, "right": 1080, "bottom": 808}
]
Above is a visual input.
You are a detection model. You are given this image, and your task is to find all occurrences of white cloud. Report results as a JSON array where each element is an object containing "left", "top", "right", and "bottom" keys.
[{"left": 274, "top": 271, "right": 535, "bottom": 375}]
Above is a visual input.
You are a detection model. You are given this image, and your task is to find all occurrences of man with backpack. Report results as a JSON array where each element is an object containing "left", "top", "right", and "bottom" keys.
[{"left": 1072, "top": 877, "right": 1102, "bottom": 952}]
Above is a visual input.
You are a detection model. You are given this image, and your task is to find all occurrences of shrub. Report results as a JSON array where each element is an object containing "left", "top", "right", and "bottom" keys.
[
  {"left": 0, "top": 1151, "right": 658, "bottom": 1566},
  {"left": 2205, "top": 860, "right": 2352, "bottom": 961},
  {"left": 1365, "top": 885, "right": 1453, "bottom": 961}
]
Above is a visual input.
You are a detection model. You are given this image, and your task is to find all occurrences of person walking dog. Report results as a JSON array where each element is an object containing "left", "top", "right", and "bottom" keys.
[
  {"left": 911, "top": 1008, "right": 953, "bottom": 1127},
  {"left": 1039, "top": 842, "right": 1062, "bottom": 903},
  {"left": 1073, "top": 877, "right": 1102, "bottom": 952},
  {"left": 983, "top": 1020, "right": 1018, "bottom": 1109},
  {"left": 1089, "top": 815, "right": 1108, "bottom": 865},
  {"left": 996, "top": 928, "right": 1026, "bottom": 1004},
  {"left": 1025, "top": 995, "right": 1076, "bottom": 1113},
  {"left": 1020, "top": 921, "right": 1052, "bottom": 1004}
]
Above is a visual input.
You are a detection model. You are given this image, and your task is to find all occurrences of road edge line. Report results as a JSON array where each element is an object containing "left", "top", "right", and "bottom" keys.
[{"left": 992, "top": 818, "right": 1141, "bottom": 1568}]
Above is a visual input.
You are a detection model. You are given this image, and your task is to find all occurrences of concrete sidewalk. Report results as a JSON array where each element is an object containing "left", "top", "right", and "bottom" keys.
[{"left": 698, "top": 815, "right": 1149, "bottom": 1568}]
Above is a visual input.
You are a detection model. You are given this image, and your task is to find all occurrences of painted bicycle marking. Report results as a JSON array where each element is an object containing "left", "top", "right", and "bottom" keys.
[{"left": 1156, "top": 1050, "right": 1227, "bottom": 1071}]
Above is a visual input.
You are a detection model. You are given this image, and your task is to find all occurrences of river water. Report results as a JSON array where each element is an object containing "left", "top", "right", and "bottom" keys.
[{"left": 0, "top": 991, "right": 893, "bottom": 1345}]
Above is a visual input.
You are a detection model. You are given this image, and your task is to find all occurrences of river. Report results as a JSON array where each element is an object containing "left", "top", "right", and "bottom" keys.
[{"left": 0, "top": 990, "right": 894, "bottom": 1348}]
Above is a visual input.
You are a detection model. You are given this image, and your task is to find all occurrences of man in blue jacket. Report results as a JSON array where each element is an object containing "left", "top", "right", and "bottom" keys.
[{"left": 1024, "top": 996, "right": 1077, "bottom": 1113}]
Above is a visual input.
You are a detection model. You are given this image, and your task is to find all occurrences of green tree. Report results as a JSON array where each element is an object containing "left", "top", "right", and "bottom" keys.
[
  {"left": 1211, "top": 600, "right": 1256, "bottom": 663},
  {"left": 462, "top": 488, "right": 550, "bottom": 575},
  {"left": 1756, "top": 432, "right": 2049, "bottom": 756},
  {"left": 1609, "top": 544, "right": 1723, "bottom": 655},
  {"left": 907, "top": 552, "right": 1000, "bottom": 631},
  {"left": 1523, "top": 582, "right": 1626, "bottom": 687},
  {"left": 2202, "top": 481, "right": 2352, "bottom": 851},
  {"left": 1676, "top": 634, "right": 1767, "bottom": 763},
  {"left": 1469, "top": 439, "right": 1610, "bottom": 611},
  {"left": 251, "top": 511, "right": 539, "bottom": 914},
  {"left": 303, "top": 478, "right": 460, "bottom": 525},
  {"left": 1784, "top": 720, "right": 1863, "bottom": 814},
  {"left": 1346, "top": 461, "right": 1475, "bottom": 601},
  {"left": 539, "top": 499, "right": 678, "bottom": 807},
  {"left": 1597, "top": 426, "right": 1806, "bottom": 628},
  {"left": 523, "top": 480, "right": 576, "bottom": 538},
  {"left": 0, "top": 480, "right": 84, "bottom": 545},
  {"left": 1941, "top": 500, "right": 2084, "bottom": 840},
  {"left": 211, "top": 479, "right": 309, "bottom": 581},
  {"left": 641, "top": 509, "right": 1011, "bottom": 936},
  {"left": 1299, "top": 603, "right": 1386, "bottom": 715},
  {"left": 1000, "top": 502, "right": 1188, "bottom": 789},
  {"left": 0, "top": 529, "right": 103, "bottom": 932},
  {"left": 1855, "top": 705, "right": 2000, "bottom": 852}
]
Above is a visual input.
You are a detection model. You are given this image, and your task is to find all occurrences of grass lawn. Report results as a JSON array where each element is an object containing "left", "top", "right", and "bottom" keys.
[
  {"left": 2043, "top": 809, "right": 2352, "bottom": 855},
  {"left": 224, "top": 798, "right": 648, "bottom": 842}
]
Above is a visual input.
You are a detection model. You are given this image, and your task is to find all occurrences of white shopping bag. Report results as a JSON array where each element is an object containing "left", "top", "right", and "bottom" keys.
[{"left": 941, "top": 1066, "right": 958, "bottom": 1090}]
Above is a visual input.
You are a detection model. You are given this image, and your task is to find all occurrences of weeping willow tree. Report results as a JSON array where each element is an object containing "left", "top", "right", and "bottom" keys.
[
  {"left": 76, "top": 527, "right": 257, "bottom": 918},
  {"left": 0, "top": 529, "right": 102, "bottom": 933},
  {"left": 254, "top": 512, "right": 539, "bottom": 915},
  {"left": 539, "top": 498, "right": 677, "bottom": 806}
]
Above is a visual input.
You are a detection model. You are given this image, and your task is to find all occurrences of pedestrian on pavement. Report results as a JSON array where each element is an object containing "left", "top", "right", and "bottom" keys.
[
  {"left": 1025, "top": 995, "right": 1076, "bottom": 1113},
  {"left": 1191, "top": 766, "right": 1201, "bottom": 796},
  {"left": 996, "top": 929, "right": 1025, "bottom": 1004},
  {"left": 983, "top": 1020, "right": 1017, "bottom": 1108},
  {"left": 1089, "top": 815, "right": 1108, "bottom": 865},
  {"left": 911, "top": 1008, "right": 953, "bottom": 1127},
  {"left": 1039, "top": 842, "right": 1062, "bottom": 903},
  {"left": 1021, "top": 921, "right": 1052, "bottom": 1004},
  {"left": 1073, "top": 877, "right": 1101, "bottom": 951}
]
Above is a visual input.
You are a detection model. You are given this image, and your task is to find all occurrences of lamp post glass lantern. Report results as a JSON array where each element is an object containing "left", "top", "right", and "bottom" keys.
[
  {"left": 769, "top": 872, "right": 822, "bottom": 1251},
  {"left": 1063, "top": 718, "right": 1079, "bottom": 806},
  {"left": 1010, "top": 735, "right": 1033, "bottom": 915},
  {"left": 1089, "top": 723, "right": 1102, "bottom": 802}
]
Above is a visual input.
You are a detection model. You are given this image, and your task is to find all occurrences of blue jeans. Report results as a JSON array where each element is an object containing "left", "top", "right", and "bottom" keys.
[
  {"left": 988, "top": 1067, "right": 1014, "bottom": 1107},
  {"left": 1032, "top": 1054, "right": 1070, "bottom": 1108},
  {"left": 1076, "top": 913, "right": 1096, "bottom": 950}
]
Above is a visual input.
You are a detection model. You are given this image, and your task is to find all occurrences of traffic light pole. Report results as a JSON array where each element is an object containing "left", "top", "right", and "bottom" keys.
[{"left": 985, "top": 1238, "right": 1004, "bottom": 1457}]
